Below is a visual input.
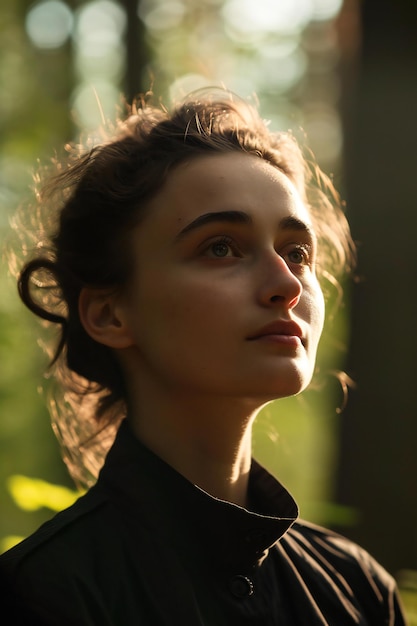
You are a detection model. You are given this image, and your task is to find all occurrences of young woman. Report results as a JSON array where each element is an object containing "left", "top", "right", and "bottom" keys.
[{"left": 0, "top": 89, "right": 407, "bottom": 625}]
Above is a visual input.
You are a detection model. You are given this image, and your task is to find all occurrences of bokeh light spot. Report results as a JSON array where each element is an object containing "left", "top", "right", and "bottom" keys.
[
  {"left": 74, "top": 0, "right": 126, "bottom": 52},
  {"left": 222, "top": 0, "right": 314, "bottom": 36},
  {"left": 71, "top": 81, "right": 120, "bottom": 130},
  {"left": 138, "top": 0, "right": 185, "bottom": 31},
  {"left": 25, "top": 0, "right": 73, "bottom": 49},
  {"left": 311, "top": 0, "right": 343, "bottom": 22}
]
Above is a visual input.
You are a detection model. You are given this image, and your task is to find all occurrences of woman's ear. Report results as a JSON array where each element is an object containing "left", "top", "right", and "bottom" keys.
[{"left": 78, "top": 287, "right": 134, "bottom": 349}]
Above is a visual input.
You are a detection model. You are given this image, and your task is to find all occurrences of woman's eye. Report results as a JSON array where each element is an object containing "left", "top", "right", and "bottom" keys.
[
  {"left": 206, "top": 238, "right": 235, "bottom": 258},
  {"left": 286, "top": 245, "right": 310, "bottom": 266}
]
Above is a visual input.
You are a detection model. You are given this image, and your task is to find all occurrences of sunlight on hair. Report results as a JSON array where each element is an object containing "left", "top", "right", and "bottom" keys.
[
  {"left": 71, "top": 82, "right": 121, "bottom": 131},
  {"left": 303, "top": 105, "right": 343, "bottom": 165},
  {"left": 169, "top": 74, "right": 215, "bottom": 103}
]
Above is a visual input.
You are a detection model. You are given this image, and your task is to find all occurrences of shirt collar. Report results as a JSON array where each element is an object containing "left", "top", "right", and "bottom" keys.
[{"left": 98, "top": 419, "right": 298, "bottom": 572}]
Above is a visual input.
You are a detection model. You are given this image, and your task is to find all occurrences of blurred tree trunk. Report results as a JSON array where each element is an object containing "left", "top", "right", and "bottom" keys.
[
  {"left": 120, "top": 0, "right": 151, "bottom": 101},
  {"left": 336, "top": 0, "right": 417, "bottom": 575}
]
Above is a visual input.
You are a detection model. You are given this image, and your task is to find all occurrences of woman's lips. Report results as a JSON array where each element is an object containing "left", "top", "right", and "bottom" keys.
[
  {"left": 247, "top": 320, "right": 304, "bottom": 346},
  {"left": 251, "top": 334, "right": 302, "bottom": 347}
]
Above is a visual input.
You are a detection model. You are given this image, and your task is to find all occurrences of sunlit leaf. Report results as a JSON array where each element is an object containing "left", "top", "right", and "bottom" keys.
[
  {"left": 6, "top": 475, "right": 82, "bottom": 512},
  {"left": 0, "top": 535, "right": 26, "bottom": 553}
]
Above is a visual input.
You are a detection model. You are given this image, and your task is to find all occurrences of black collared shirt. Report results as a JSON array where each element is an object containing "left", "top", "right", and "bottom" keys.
[{"left": 0, "top": 420, "right": 407, "bottom": 625}]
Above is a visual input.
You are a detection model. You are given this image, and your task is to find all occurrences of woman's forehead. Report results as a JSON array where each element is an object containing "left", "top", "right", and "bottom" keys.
[{"left": 140, "top": 152, "right": 312, "bottom": 236}]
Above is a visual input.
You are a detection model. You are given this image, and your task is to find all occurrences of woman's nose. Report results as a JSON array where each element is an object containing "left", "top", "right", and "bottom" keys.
[{"left": 258, "top": 252, "right": 302, "bottom": 309}]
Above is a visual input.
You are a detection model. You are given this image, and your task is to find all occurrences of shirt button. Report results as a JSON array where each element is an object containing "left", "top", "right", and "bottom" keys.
[{"left": 229, "top": 575, "right": 254, "bottom": 598}]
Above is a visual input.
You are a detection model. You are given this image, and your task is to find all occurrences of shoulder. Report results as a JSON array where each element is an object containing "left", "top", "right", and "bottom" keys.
[
  {"left": 0, "top": 485, "right": 112, "bottom": 580},
  {"left": 287, "top": 518, "right": 396, "bottom": 588},
  {"left": 278, "top": 519, "right": 406, "bottom": 625},
  {"left": 0, "top": 485, "right": 123, "bottom": 624}
]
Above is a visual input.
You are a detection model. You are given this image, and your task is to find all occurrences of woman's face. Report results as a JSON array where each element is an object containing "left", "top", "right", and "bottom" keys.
[{"left": 119, "top": 152, "right": 325, "bottom": 406}]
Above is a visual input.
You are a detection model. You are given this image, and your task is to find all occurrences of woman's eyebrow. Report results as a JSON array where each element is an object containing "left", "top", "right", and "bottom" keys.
[
  {"left": 280, "top": 215, "right": 316, "bottom": 241},
  {"left": 175, "top": 211, "right": 315, "bottom": 243},
  {"left": 175, "top": 210, "right": 253, "bottom": 240}
]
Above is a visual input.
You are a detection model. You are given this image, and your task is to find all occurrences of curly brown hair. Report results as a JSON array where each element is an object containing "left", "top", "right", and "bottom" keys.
[{"left": 10, "top": 88, "right": 355, "bottom": 487}]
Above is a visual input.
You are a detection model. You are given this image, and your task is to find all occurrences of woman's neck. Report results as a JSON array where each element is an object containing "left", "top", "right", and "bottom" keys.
[{"left": 127, "top": 391, "right": 261, "bottom": 508}]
